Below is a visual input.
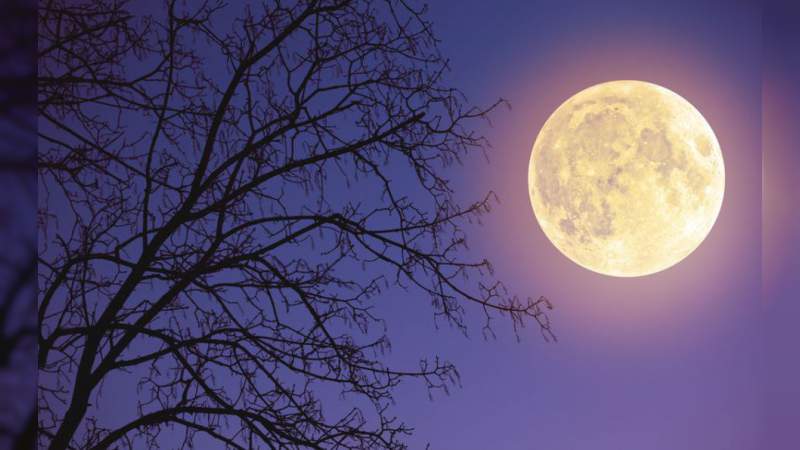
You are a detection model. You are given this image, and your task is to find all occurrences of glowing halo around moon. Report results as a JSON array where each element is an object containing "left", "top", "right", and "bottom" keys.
[{"left": 528, "top": 80, "right": 725, "bottom": 277}]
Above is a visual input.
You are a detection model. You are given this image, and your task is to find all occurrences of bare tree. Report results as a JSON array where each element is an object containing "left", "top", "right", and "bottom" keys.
[{"left": 37, "top": 1, "right": 553, "bottom": 448}]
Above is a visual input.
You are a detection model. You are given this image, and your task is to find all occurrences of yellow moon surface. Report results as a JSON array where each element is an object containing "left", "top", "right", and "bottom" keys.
[{"left": 528, "top": 80, "right": 725, "bottom": 277}]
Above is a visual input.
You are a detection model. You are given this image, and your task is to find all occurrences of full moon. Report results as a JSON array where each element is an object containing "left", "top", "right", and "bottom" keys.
[{"left": 528, "top": 80, "right": 725, "bottom": 277}]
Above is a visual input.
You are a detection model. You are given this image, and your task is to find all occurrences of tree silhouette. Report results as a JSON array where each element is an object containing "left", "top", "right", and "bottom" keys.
[{"left": 38, "top": 1, "right": 554, "bottom": 448}]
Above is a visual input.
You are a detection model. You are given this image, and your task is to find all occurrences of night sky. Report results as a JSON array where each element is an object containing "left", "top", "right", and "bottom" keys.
[
  {"left": 31, "top": 1, "right": 800, "bottom": 449},
  {"left": 361, "top": 1, "right": 797, "bottom": 448}
]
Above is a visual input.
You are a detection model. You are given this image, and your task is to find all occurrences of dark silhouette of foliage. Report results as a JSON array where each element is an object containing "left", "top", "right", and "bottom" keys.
[{"left": 37, "top": 1, "right": 553, "bottom": 448}]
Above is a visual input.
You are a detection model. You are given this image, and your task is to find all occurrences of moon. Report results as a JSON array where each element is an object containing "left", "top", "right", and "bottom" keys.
[{"left": 528, "top": 80, "right": 725, "bottom": 277}]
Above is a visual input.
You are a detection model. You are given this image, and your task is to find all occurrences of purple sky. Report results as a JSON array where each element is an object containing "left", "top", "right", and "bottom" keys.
[
  {"left": 33, "top": 1, "right": 800, "bottom": 449},
  {"left": 366, "top": 1, "right": 799, "bottom": 449},
  {"left": 761, "top": 1, "right": 800, "bottom": 448}
]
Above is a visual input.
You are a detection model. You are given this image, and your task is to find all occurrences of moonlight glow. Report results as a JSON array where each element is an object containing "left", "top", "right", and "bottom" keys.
[{"left": 528, "top": 80, "right": 725, "bottom": 277}]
